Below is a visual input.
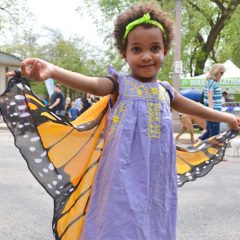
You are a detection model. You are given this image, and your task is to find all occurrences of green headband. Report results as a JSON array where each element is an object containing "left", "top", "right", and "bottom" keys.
[{"left": 123, "top": 13, "right": 166, "bottom": 43}]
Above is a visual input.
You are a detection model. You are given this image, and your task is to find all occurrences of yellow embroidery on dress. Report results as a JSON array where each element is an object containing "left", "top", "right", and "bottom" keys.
[
  {"left": 121, "top": 79, "right": 171, "bottom": 139},
  {"left": 159, "top": 85, "right": 170, "bottom": 105},
  {"left": 137, "top": 89, "right": 143, "bottom": 96},
  {"left": 124, "top": 79, "right": 169, "bottom": 103},
  {"left": 112, "top": 115, "right": 120, "bottom": 123},
  {"left": 151, "top": 87, "right": 158, "bottom": 96},
  {"left": 127, "top": 81, "right": 147, "bottom": 96},
  {"left": 148, "top": 101, "right": 161, "bottom": 138},
  {"left": 107, "top": 102, "right": 127, "bottom": 142}
]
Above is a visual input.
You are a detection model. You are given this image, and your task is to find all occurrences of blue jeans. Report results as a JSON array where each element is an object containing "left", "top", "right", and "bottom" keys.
[{"left": 200, "top": 121, "right": 220, "bottom": 140}]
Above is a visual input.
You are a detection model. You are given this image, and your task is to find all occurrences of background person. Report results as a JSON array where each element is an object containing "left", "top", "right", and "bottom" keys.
[
  {"left": 49, "top": 84, "right": 65, "bottom": 116},
  {"left": 74, "top": 96, "right": 82, "bottom": 112},
  {"left": 64, "top": 97, "right": 71, "bottom": 119},
  {"left": 200, "top": 63, "right": 225, "bottom": 140},
  {"left": 68, "top": 100, "right": 79, "bottom": 121},
  {"left": 79, "top": 92, "right": 92, "bottom": 115},
  {"left": 41, "top": 94, "right": 49, "bottom": 106},
  {"left": 222, "top": 91, "right": 229, "bottom": 106}
]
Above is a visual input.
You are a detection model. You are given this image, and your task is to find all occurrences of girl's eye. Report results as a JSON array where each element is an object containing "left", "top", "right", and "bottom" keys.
[
  {"left": 151, "top": 46, "right": 161, "bottom": 53},
  {"left": 132, "top": 47, "right": 141, "bottom": 53}
]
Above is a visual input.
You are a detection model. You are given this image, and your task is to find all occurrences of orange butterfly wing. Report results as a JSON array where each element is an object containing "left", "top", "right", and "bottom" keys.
[
  {"left": 0, "top": 76, "right": 109, "bottom": 240},
  {"left": 176, "top": 130, "right": 237, "bottom": 187}
]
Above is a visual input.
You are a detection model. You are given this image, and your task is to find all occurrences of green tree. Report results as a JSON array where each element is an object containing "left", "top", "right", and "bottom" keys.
[
  {"left": 0, "top": 0, "right": 32, "bottom": 37},
  {"left": 1, "top": 30, "right": 43, "bottom": 59},
  {"left": 2, "top": 27, "right": 108, "bottom": 98},
  {"left": 182, "top": 0, "right": 240, "bottom": 76},
  {"left": 215, "top": 6, "right": 240, "bottom": 67},
  {"left": 42, "top": 29, "right": 109, "bottom": 98}
]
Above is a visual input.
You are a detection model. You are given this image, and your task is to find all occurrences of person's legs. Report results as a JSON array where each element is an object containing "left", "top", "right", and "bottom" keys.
[
  {"left": 201, "top": 121, "right": 220, "bottom": 140},
  {"left": 200, "top": 121, "right": 211, "bottom": 140},
  {"left": 208, "top": 121, "right": 220, "bottom": 136},
  {"left": 55, "top": 110, "right": 65, "bottom": 117}
]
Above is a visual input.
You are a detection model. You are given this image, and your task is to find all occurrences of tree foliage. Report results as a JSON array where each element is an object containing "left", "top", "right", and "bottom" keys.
[
  {"left": 183, "top": 0, "right": 240, "bottom": 76},
  {"left": 0, "top": 0, "right": 32, "bottom": 38},
  {"left": 1, "top": 27, "right": 108, "bottom": 99},
  {"left": 2, "top": 0, "right": 240, "bottom": 99}
]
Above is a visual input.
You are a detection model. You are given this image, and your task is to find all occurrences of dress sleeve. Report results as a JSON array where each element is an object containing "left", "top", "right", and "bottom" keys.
[
  {"left": 159, "top": 81, "right": 175, "bottom": 102},
  {"left": 108, "top": 65, "right": 123, "bottom": 81},
  {"left": 107, "top": 65, "right": 122, "bottom": 94}
]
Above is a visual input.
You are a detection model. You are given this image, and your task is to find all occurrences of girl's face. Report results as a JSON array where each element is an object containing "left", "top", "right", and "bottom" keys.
[{"left": 123, "top": 25, "right": 165, "bottom": 82}]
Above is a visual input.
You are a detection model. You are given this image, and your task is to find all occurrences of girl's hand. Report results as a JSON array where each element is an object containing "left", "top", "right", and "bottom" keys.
[
  {"left": 227, "top": 115, "right": 240, "bottom": 131},
  {"left": 21, "top": 58, "right": 55, "bottom": 82},
  {"left": 5, "top": 71, "right": 17, "bottom": 78}
]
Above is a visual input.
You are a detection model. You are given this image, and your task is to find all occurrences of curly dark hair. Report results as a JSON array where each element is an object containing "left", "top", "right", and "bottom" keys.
[{"left": 114, "top": 1, "right": 174, "bottom": 55}]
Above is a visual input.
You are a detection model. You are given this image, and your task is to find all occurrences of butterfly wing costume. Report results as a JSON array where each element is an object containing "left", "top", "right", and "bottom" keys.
[{"left": 0, "top": 75, "right": 237, "bottom": 240}]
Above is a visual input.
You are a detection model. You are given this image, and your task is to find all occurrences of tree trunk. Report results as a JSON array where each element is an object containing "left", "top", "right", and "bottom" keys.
[{"left": 193, "top": 0, "right": 240, "bottom": 76}]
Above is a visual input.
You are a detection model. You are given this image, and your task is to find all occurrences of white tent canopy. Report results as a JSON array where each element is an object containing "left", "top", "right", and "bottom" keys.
[
  {"left": 223, "top": 60, "right": 240, "bottom": 78},
  {"left": 180, "top": 60, "right": 240, "bottom": 93}
]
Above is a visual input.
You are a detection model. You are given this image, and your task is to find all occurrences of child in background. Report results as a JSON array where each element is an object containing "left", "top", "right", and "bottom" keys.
[
  {"left": 6, "top": 1, "right": 240, "bottom": 240},
  {"left": 41, "top": 94, "right": 49, "bottom": 106},
  {"left": 68, "top": 100, "right": 79, "bottom": 121}
]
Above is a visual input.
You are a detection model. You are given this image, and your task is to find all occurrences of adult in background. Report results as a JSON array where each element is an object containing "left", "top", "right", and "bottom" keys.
[
  {"left": 79, "top": 92, "right": 92, "bottom": 115},
  {"left": 200, "top": 63, "right": 225, "bottom": 140},
  {"left": 49, "top": 84, "right": 65, "bottom": 116}
]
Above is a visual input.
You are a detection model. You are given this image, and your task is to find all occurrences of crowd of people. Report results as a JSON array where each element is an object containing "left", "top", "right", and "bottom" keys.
[{"left": 41, "top": 84, "right": 100, "bottom": 121}]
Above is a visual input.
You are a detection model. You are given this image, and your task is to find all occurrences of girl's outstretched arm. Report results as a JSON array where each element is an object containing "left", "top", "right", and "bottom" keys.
[
  {"left": 171, "top": 90, "right": 240, "bottom": 131},
  {"left": 7, "top": 58, "right": 115, "bottom": 96}
]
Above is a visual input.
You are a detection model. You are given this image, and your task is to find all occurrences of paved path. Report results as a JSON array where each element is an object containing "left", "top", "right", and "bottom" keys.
[{"left": 0, "top": 129, "right": 53, "bottom": 240}]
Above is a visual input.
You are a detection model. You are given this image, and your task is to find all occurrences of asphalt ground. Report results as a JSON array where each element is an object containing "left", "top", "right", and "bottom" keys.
[{"left": 0, "top": 128, "right": 240, "bottom": 240}]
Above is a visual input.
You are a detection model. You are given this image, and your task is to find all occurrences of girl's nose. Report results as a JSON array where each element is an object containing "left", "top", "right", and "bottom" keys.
[{"left": 141, "top": 52, "right": 152, "bottom": 62}]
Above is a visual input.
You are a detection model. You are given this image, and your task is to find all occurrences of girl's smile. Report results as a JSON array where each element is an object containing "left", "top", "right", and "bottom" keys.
[{"left": 124, "top": 25, "right": 165, "bottom": 82}]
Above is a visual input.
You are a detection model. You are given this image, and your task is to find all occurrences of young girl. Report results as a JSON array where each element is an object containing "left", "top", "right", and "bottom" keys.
[{"left": 5, "top": 2, "right": 240, "bottom": 240}]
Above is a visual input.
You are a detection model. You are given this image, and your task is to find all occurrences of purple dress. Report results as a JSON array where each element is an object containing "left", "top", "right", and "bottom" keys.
[{"left": 81, "top": 67, "right": 177, "bottom": 240}]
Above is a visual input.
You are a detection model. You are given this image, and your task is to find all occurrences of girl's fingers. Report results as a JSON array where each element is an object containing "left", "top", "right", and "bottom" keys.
[
  {"left": 37, "top": 62, "right": 43, "bottom": 80},
  {"left": 21, "top": 58, "right": 39, "bottom": 79},
  {"left": 237, "top": 118, "right": 240, "bottom": 127},
  {"left": 234, "top": 118, "right": 240, "bottom": 130},
  {"left": 5, "top": 71, "right": 16, "bottom": 77},
  {"left": 30, "top": 60, "right": 39, "bottom": 80},
  {"left": 21, "top": 61, "right": 32, "bottom": 78},
  {"left": 4, "top": 58, "right": 46, "bottom": 82},
  {"left": 35, "top": 61, "right": 44, "bottom": 81}
]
